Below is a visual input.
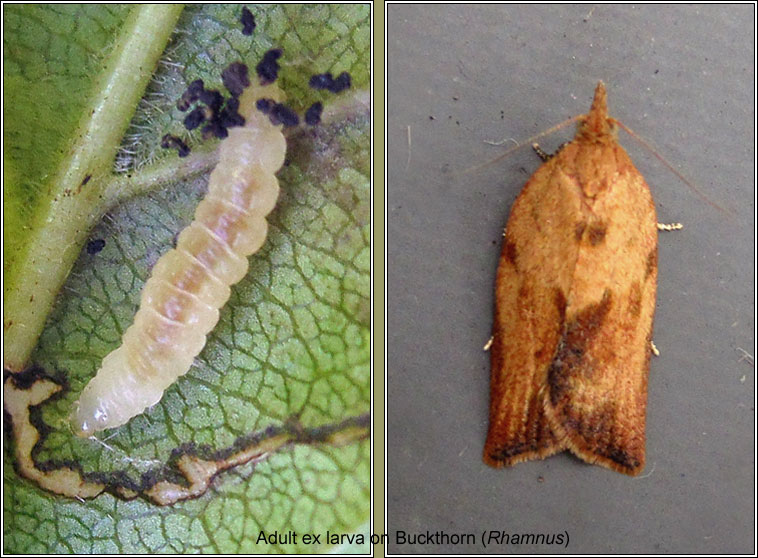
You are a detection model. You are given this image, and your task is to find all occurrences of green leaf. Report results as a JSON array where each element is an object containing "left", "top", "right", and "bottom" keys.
[
  {"left": 4, "top": 4, "right": 185, "bottom": 370},
  {"left": 4, "top": 4, "right": 370, "bottom": 553}
]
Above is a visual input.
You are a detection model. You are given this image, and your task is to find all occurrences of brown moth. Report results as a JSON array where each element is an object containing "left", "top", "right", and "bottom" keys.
[
  {"left": 70, "top": 82, "right": 286, "bottom": 437},
  {"left": 483, "top": 82, "right": 657, "bottom": 475}
]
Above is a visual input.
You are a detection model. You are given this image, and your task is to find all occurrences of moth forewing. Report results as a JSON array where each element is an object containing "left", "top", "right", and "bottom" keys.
[{"left": 484, "top": 82, "right": 658, "bottom": 475}]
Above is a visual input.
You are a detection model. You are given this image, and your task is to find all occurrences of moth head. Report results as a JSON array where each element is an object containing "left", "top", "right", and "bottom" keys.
[{"left": 577, "top": 81, "right": 618, "bottom": 142}]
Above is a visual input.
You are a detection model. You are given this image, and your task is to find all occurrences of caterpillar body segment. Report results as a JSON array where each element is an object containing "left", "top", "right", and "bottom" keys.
[{"left": 71, "top": 83, "right": 287, "bottom": 437}]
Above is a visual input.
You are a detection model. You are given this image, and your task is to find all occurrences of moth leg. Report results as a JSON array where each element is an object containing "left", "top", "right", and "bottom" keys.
[
  {"left": 657, "top": 222, "right": 683, "bottom": 231},
  {"left": 532, "top": 141, "right": 568, "bottom": 161},
  {"left": 650, "top": 341, "right": 660, "bottom": 356},
  {"left": 483, "top": 336, "right": 494, "bottom": 351},
  {"left": 736, "top": 347, "right": 754, "bottom": 365}
]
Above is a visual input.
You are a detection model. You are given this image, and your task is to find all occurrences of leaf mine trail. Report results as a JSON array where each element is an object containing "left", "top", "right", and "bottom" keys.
[{"left": 5, "top": 367, "right": 369, "bottom": 505}]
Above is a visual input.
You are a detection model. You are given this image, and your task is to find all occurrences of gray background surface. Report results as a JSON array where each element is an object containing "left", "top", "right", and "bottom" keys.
[{"left": 386, "top": 4, "right": 754, "bottom": 554}]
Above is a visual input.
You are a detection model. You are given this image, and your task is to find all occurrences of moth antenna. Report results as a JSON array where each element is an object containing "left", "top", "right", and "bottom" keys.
[
  {"left": 616, "top": 120, "right": 731, "bottom": 215},
  {"left": 462, "top": 114, "right": 583, "bottom": 175},
  {"left": 634, "top": 462, "right": 657, "bottom": 480},
  {"left": 483, "top": 137, "right": 519, "bottom": 147}
]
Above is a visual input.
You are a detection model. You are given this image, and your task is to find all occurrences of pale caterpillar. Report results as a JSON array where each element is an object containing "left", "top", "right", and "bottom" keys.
[{"left": 70, "top": 78, "right": 287, "bottom": 437}]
